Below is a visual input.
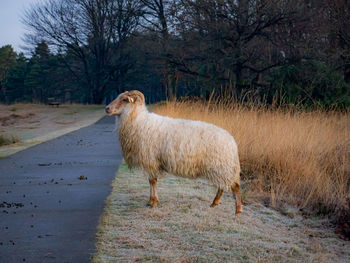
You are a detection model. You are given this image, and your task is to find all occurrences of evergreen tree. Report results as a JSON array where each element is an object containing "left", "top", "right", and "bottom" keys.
[
  {"left": 5, "top": 53, "right": 29, "bottom": 103},
  {"left": 0, "top": 45, "right": 17, "bottom": 103},
  {"left": 24, "top": 41, "right": 60, "bottom": 103}
]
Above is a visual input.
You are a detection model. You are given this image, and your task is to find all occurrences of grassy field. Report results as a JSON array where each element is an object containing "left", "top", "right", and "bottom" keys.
[
  {"left": 93, "top": 162, "right": 350, "bottom": 262},
  {"left": 153, "top": 101, "right": 350, "bottom": 233},
  {"left": 0, "top": 103, "right": 105, "bottom": 157},
  {"left": 94, "top": 100, "right": 349, "bottom": 262}
]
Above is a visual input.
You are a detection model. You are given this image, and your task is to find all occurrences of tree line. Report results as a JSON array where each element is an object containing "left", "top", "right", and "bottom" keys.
[{"left": 0, "top": 0, "right": 349, "bottom": 107}]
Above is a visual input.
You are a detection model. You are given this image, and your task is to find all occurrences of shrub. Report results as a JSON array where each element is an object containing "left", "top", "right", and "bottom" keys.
[{"left": 0, "top": 134, "right": 19, "bottom": 146}]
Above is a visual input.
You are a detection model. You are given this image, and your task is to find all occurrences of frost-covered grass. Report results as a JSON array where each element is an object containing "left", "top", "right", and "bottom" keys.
[
  {"left": 153, "top": 101, "right": 350, "bottom": 225},
  {"left": 93, "top": 162, "right": 350, "bottom": 263}
]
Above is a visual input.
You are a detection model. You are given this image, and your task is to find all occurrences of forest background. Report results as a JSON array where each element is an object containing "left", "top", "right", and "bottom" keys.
[{"left": 0, "top": 0, "right": 349, "bottom": 107}]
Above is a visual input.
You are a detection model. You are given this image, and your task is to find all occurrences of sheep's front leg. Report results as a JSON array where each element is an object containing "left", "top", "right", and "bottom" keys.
[
  {"left": 231, "top": 182, "right": 242, "bottom": 215},
  {"left": 210, "top": 188, "right": 224, "bottom": 207},
  {"left": 147, "top": 178, "right": 159, "bottom": 207}
]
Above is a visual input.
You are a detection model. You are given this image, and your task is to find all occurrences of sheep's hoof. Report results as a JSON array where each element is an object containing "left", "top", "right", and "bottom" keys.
[
  {"left": 235, "top": 205, "right": 242, "bottom": 215},
  {"left": 147, "top": 199, "right": 158, "bottom": 208},
  {"left": 210, "top": 202, "right": 221, "bottom": 207}
]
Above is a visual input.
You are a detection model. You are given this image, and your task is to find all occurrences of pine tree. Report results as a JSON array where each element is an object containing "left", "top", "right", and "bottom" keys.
[{"left": 0, "top": 45, "right": 17, "bottom": 103}]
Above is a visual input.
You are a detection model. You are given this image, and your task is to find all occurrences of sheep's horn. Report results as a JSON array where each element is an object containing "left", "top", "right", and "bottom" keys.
[{"left": 128, "top": 90, "right": 145, "bottom": 105}]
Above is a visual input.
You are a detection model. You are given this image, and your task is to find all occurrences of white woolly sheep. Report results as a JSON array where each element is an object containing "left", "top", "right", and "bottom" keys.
[{"left": 105, "top": 90, "right": 242, "bottom": 215}]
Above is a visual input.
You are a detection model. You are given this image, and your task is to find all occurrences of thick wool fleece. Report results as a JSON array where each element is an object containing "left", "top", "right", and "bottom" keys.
[{"left": 117, "top": 104, "right": 240, "bottom": 191}]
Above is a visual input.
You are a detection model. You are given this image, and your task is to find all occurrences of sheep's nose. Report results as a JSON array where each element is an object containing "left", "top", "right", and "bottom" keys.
[{"left": 105, "top": 106, "right": 110, "bottom": 114}]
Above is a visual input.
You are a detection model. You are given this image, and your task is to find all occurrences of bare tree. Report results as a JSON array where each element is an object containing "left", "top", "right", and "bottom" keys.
[
  {"left": 325, "top": 0, "right": 350, "bottom": 82},
  {"left": 141, "top": 0, "right": 180, "bottom": 100},
  {"left": 23, "top": 0, "right": 143, "bottom": 103},
  {"left": 161, "top": 0, "right": 310, "bottom": 95}
]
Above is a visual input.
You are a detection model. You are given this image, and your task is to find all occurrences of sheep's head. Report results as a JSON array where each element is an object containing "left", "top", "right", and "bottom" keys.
[{"left": 105, "top": 90, "right": 145, "bottom": 116}]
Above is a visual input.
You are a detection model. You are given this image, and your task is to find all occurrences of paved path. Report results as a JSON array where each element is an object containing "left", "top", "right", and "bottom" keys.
[{"left": 0, "top": 116, "right": 122, "bottom": 263}]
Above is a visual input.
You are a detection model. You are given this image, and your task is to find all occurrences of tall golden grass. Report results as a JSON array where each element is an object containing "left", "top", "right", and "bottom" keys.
[{"left": 153, "top": 99, "right": 350, "bottom": 216}]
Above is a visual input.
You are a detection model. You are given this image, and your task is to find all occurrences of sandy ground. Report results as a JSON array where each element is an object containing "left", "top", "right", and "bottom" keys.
[
  {"left": 0, "top": 103, "right": 105, "bottom": 157},
  {"left": 93, "top": 162, "right": 350, "bottom": 263}
]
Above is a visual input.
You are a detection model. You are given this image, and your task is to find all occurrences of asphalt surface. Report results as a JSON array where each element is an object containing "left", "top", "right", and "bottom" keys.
[{"left": 0, "top": 116, "right": 122, "bottom": 263}]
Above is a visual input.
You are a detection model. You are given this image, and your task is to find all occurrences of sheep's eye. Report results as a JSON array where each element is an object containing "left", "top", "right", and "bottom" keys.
[{"left": 123, "top": 98, "right": 129, "bottom": 102}]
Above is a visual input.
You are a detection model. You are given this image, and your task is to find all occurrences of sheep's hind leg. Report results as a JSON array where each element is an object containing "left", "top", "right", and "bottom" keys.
[
  {"left": 147, "top": 178, "right": 159, "bottom": 207},
  {"left": 210, "top": 188, "right": 224, "bottom": 207},
  {"left": 231, "top": 182, "right": 242, "bottom": 215}
]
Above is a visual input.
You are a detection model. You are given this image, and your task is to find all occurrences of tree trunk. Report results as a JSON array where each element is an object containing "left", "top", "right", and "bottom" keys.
[
  {"left": 344, "top": 63, "right": 350, "bottom": 83},
  {"left": 92, "top": 87, "right": 105, "bottom": 104}
]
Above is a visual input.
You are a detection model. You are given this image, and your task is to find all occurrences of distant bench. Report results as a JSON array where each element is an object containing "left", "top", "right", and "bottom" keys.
[{"left": 47, "top": 98, "right": 60, "bottom": 107}]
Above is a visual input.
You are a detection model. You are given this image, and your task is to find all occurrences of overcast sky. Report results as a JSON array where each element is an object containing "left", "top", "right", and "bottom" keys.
[{"left": 0, "top": 0, "right": 40, "bottom": 53}]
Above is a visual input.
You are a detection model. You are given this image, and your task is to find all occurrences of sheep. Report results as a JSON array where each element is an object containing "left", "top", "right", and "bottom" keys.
[{"left": 105, "top": 90, "right": 242, "bottom": 215}]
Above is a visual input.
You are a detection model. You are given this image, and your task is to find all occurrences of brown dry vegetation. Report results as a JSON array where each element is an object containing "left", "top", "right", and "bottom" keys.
[
  {"left": 0, "top": 134, "right": 19, "bottom": 146},
  {"left": 152, "top": 100, "right": 350, "bottom": 236},
  {"left": 93, "top": 163, "right": 350, "bottom": 262},
  {"left": 0, "top": 103, "right": 104, "bottom": 157},
  {"left": 94, "top": 101, "right": 349, "bottom": 262}
]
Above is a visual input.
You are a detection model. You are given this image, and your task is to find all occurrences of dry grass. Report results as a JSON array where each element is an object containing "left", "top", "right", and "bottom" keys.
[
  {"left": 93, "top": 163, "right": 350, "bottom": 262},
  {"left": 94, "top": 99, "right": 350, "bottom": 261},
  {"left": 152, "top": 100, "right": 350, "bottom": 217},
  {"left": 0, "top": 134, "right": 19, "bottom": 146}
]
